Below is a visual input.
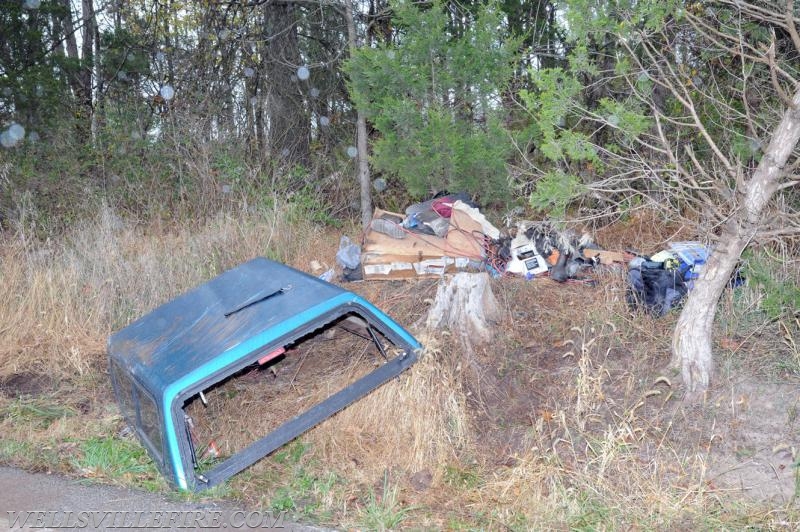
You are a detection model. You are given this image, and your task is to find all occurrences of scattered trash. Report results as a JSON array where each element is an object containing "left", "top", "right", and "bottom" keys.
[
  {"left": 361, "top": 201, "right": 488, "bottom": 280},
  {"left": 669, "top": 241, "right": 709, "bottom": 283},
  {"left": 323, "top": 192, "right": 729, "bottom": 312},
  {"left": 336, "top": 236, "right": 361, "bottom": 270},
  {"left": 370, "top": 212, "right": 405, "bottom": 239},
  {"left": 623, "top": 241, "right": 742, "bottom": 317},
  {"left": 627, "top": 257, "right": 688, "bottom": 316}
]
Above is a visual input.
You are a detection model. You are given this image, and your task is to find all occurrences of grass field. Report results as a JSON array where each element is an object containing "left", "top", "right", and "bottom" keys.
[{"left": 1, "top": 203, "right": 798, "bottom": 530}]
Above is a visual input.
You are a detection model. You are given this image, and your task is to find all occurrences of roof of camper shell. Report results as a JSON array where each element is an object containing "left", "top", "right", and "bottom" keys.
[{"left": 107, "top": 257, "right": 377, "bottom": 397}]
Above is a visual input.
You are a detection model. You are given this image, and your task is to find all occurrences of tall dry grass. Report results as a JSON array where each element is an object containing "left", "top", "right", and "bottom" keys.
[
  {"left": 2, "top": 197, "right": 797, "bottom": 529},
  {"left": 468, "top": 322, "right": 746, "bottom": 529},
  {"left": 306, "top": 334, "right": 470, "bottom": 485},
  {"left": 0, "top": 201, "right": 338, "bottom": 381}
]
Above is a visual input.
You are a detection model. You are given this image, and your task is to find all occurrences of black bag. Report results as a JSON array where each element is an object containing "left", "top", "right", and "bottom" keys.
[{"left": 627, "top": 262, "right": 688, "bottom": 316}]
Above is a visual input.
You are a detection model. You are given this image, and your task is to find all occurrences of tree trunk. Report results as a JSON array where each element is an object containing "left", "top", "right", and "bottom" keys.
[
  {"left": 78, "top": 0, "right": 95, "bottom": 141},
  {"left": 344, "top": 0, "right": 373, "bottom": 229},
  {"left": 424, "top": 273, "right": 501, "bottom": 356},
  {"left": 673, "top": 88, "right": 800, "bottom": 394},
  {"left": 264, "top": 1, "right": 310, "bottom": 166}
]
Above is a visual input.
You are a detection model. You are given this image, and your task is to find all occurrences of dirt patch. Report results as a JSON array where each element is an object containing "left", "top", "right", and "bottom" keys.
[
  {"left": 0, "top": 372, "right": 56, "bottom": 397},
  {"left": 418, "top": 271, "right": 800, "bottom": 509},
  {"left": 703, "top": 379, "right": 800, "bottom": 504}
]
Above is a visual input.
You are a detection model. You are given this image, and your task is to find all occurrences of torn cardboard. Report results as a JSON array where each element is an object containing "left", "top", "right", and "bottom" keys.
[{"left": 362, "top": 207, "right": 489, "bottom": 280}]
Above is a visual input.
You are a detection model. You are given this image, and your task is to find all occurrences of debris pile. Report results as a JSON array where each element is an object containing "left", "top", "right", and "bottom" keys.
[
  {"left": 335, "top": 193, "right": 626, "bottom": 283},
  {"left": 626, "top": 241, "right": 720, "bottom": 316},
  {"left": 323, "top": 194, "right": 737, "bottom": 318}
]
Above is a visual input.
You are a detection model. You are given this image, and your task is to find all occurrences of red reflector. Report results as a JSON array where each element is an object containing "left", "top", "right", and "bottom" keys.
[{"left": 258, "top": 347, "right": 285, "bottom": 365}]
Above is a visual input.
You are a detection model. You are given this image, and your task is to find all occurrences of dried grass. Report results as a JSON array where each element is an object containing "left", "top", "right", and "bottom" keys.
[
  {"left": 306, "top": 334, "right": 470, "bottom": 485},
  {"left": 0, "top": 202, "right": 337, "bottom": 382},
  {"left": 1, "top": 201, "right": 797, "bottom": 528},
  {"left": 185, "top": 319, "right": 386, "bottom": 458},
  {"left": 471, "top": 321, "right": 732, "bottom": 528}
]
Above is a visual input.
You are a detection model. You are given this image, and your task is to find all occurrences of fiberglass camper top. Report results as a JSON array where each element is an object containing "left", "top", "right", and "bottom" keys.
[{"left": 108, "top": 257, "right": 421, "bottom": 491}]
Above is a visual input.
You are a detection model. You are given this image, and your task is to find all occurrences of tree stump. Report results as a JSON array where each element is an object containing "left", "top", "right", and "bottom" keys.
[{"left": 424, "top": 272, "right": 501, "bottom": 354}]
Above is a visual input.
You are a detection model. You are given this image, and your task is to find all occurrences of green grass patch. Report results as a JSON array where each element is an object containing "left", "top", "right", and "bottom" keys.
[
  {"left": 72, "top": 436, "right": 162, "bottom": 490},
  {"left": 356, "top": 473, "right": 416, "bottom": 532},
  {"left": 444, "top": 463, "right": 482, "bottom": 489},
  {"left": 231, "top": 440, "right": 342, "bottom": 523},
  {"left": 1, "top": 396, "right": 76, "bottom": 429}
]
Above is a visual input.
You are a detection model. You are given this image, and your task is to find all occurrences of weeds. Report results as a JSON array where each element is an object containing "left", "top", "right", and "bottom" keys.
[
  {"left": 72, "top": 436, "right": 161, "bottom": 489},
  {"left": 1, "top": 396, "right": 76, "bottom": 429},
  {"left": 1, "top": 202, "right": 799, "bottom": 529},
  {"left": 356, "top": 473, "right": 416, "bottom": 531}
]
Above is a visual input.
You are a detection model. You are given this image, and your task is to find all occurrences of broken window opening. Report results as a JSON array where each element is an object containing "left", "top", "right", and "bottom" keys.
[{"left": 181, "top": 312, "right": 398, "bottom": 478}]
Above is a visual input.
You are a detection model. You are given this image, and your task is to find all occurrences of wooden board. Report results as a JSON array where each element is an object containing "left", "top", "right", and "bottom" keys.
[{"left": 362, "top": 209, "right": 485, "bottom": 280}]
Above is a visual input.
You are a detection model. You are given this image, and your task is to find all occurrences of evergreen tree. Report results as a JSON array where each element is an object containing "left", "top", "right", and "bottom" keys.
[{"left": 346, "top": 0, "right": 521, "bottom": 203}]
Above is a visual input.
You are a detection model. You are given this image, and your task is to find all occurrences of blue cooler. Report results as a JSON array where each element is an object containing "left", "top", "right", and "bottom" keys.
[{"left": 669, "top": 241, "right": 709, "bottom": 281}]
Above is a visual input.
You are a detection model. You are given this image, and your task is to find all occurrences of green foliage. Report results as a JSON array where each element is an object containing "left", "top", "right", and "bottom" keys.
[
  {"left": 521, "top": 68, "right": 584, "bottom": 152},
  {"left": 562, "top": 0, "right": 681, "bottom": 41},
  {"left": 357, "top": 473, "right": 416, "bottom": 531},
  {"left": 73, "top": 436, "right": 161, "bottom": 487},
  {"left": 100, "top": 29, "right": 152, "bottom": 85},
  {"left": 0, "top": 2, "right": 77, "bottom": 131},
  {"left": 346, "top": 0, "right": 520, "bottom": 203},
  {"left": 597, "top": 98, "right": 651, "bottom": 144},
  {"left": 529, "top": 170, "right": 584, "bottom": 219},
  {"left": 742, "top": 251, "right": 800, "bottom": 320}
]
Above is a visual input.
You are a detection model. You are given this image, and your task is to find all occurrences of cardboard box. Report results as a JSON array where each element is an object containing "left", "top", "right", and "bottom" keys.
[{"left": 582, "top": 248, "right": 628, "bottom": 265}]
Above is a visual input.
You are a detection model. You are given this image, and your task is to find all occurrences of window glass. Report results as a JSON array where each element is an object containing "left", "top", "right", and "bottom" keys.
[
  {"left": 111, "top": 363, "right": 136, "bottom": 421},
  {"left": 138, "top": 390, "right": 163, "bottom": 460}
]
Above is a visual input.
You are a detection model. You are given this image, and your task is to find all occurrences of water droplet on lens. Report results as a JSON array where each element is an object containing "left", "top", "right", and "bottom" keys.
[
  {"left": 297, "top": 66, "right": 310, "bottom": 80},
  {"left": 281, "top": 148, "right": 290, "bottom": 157},
  {"left": 222, "top": 184, "right": 231, "bottom": 194},
  {"left": 160, "top": 84, "right": 175, "bottom": 100},
  {"left": 219, "top": 29, "right": 230, "bottom": 40},
  {"left": 156, "top": 51, "right": 165, "bottom": 61},
  {"left": 8, "top": 123, "right": 25, "bottom": 141},
  {"left": 319, "top": 116, "right": 330, "bottom": 127},
  {"left": 1, "top": 131, "right": 14, "bottom": 148},
  {"left": 372, "top": 178, "right": 387, "bottom": 192},
  {"left": 27, "top": 131, "right": 39, "bottom": 143},
  {"left": 244, "top": 67, "right": 255, "bottom": 78},
  {"left": 346, "top": 146, "right": 358, "bottom": 158},
  {"left": 23, "top": 0, "right": 41, "bottom": 9},
  {"left": 607, "top": 114, "right": 619, "bottom": 127},
  {"left": 310, "top": 87, "right": 320, "bottom": 98},
  {"left": 2, "top": 87, "right": 12, "bottom": 97}
]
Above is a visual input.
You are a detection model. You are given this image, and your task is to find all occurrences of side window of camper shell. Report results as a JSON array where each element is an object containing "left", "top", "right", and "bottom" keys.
[
  {"left": 111, "top": 362, "right": 136, "bottom": 422},
  {"left": 110, "top": 361, "right": 164, "bottom": 465},
  {"left": 137, "top": 389, "right": 163, "bottom": 461}
]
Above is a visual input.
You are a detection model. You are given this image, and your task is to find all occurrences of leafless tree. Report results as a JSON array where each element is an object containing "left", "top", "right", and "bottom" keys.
[{"left": 577, "top": 1, "right": 800, "bottom": 394}]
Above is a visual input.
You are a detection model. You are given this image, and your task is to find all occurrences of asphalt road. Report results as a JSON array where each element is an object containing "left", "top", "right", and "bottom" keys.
[{"left": 0, "top": 467, "right": 328, "bottom": 531}]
